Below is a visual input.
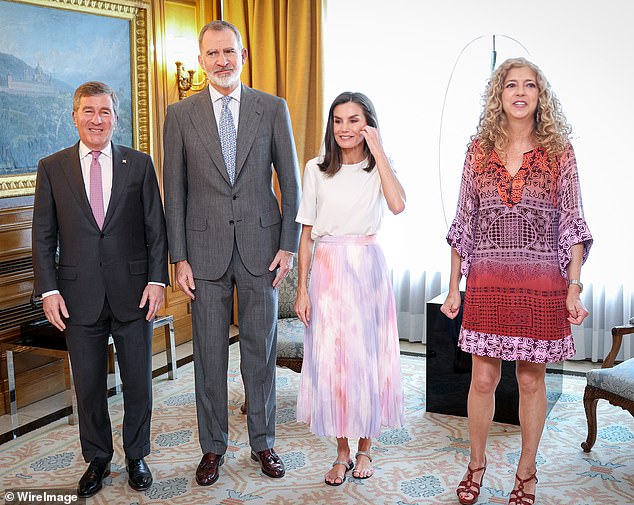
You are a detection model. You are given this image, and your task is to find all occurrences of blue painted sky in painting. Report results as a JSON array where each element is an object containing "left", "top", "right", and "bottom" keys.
[{"left": 0, "top": 0, "right": 131, "bottom": 92}]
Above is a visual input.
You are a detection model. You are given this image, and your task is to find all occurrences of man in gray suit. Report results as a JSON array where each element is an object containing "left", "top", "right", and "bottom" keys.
[{"left": 163, "top": 20, "right": 300, "bottom": 486}]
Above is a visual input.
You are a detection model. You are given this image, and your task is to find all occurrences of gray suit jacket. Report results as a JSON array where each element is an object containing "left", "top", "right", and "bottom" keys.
[
  {"left": 32, "top": 142, "right": 169, "bottom": 325},
  {"left": 163, "top": 84, "right": 300, "bottom": 279}
]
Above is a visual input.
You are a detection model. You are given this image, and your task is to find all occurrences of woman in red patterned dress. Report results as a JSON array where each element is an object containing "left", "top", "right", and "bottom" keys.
[{"left": 441, "top": 58, "right": 592, "bottom": 505}]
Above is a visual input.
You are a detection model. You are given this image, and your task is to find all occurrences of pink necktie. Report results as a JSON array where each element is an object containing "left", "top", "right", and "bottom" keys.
[{"left": 89, "top": 151, "right": 105, "bottom": 229}]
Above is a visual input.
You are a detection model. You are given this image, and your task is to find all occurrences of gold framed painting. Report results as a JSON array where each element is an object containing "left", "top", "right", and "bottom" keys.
[{"left": 0, "top": 0, "right": 151, "bottom": 198}]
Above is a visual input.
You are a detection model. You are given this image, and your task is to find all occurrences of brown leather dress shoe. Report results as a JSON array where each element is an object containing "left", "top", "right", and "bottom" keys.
[
  {"left": 195, "top": 452, "right": 225, "bottom": 486},
  {"left": 250, "top": 448, "right": 285, "bottom": 478}
]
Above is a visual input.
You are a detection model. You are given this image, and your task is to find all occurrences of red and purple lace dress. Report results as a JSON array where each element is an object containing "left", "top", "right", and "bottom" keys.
[{"left": 446, "top": 140, "right": 593, "bottom": 363}]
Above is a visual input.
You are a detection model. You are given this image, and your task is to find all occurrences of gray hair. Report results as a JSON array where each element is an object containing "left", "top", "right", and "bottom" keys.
[
  {"left": 73, "top": 81, "right": 119, "bottom": 118},
  {"left": 198, "top": 20, "right": 243, "bottom": 50}
]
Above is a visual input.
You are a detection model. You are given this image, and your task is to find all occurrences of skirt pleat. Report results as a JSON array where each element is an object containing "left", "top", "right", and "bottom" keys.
[{"left": 296, "top": 235, "right": 404, "bottom": 438}]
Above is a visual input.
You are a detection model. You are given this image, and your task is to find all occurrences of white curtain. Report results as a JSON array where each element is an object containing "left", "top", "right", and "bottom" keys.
[
  {"left": 391, "top": 269, "right": 444, "bottom": 343},
  {"left": 324, "top": 0, "right": 634, "bottom": 359},
  {"left": 573, "top": 286, "right": 634, "bottom": 362}
]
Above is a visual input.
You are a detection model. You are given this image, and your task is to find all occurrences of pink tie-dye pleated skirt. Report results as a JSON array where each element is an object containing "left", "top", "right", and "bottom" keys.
[{"left": 296, "top": 235, "right": 404, "bottom": 438}]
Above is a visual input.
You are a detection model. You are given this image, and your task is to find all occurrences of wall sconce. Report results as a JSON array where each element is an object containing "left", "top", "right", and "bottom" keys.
[
  {"left": 176, "top": 61, "right": 194, "bottom": 100},
  {"left": 170, "top": 35, "right": 207, "bottom": 100},
  {"left": 176, "top": 62, "right": 207, "bottom": 100}
]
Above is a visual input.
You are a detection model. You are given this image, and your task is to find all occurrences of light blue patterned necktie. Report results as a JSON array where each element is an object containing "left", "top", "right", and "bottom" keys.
[{"left": 219, "top": 95, "right": 237, "bottom": 185}]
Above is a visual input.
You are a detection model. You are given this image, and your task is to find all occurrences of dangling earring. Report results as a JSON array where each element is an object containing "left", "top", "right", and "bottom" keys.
[{"left": 535, "top": 110, "right": 542, "bottom": 124}]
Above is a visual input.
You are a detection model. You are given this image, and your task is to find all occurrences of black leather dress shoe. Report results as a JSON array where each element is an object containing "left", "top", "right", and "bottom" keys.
[
  {"left": 126, "top": 457, "right": 153, "bottom": 491},
  {"left": 196, "top": 453, "right": 225, "bottom": 486},
  {"left": 251, "top": 448, "right": 285, "bottom": 478},
  {"left": 77, "top": 458, "right": 111, "bottom": 498}
]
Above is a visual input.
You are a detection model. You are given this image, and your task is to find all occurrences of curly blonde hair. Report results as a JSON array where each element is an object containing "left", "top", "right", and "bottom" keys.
[{"left": 474, "top": 57, "right": 571, "bottom": 168}]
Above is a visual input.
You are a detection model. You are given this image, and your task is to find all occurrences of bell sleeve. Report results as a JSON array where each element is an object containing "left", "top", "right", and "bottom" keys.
[
  {"left": 446, "top": 140, "right": 480, "bottom": 277},
  {"left": 556, "top": 143, "right": 593, "bottom": 278}
]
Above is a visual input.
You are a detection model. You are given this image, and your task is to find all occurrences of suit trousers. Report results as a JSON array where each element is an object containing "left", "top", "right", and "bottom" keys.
[
  {"left": 64, "top": 296, "right": 153, "bottom": 462},
  {"left": 192, "top": 241, "right": 278, "bottom": 455}
]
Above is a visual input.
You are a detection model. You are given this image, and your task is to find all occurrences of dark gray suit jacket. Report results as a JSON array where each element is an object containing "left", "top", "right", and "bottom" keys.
[
  {"left": 32, "top": 142, "right": 169, "bottom": 325},
  {"left": 162, "top": 84, "right": 300, "bottom": 279}
]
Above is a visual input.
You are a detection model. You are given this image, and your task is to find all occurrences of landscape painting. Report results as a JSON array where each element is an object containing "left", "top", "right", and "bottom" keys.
[{"left": 0, "top": 0, "right": 150, "bottom": 198}]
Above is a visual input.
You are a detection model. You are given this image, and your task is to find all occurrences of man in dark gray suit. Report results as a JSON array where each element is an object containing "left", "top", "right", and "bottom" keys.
[
  {"left": 163, "top": 20, "right": 300, "bottom": 486},
  {"left": 32, "top": 82, "right": 168, "bottom": 498}
]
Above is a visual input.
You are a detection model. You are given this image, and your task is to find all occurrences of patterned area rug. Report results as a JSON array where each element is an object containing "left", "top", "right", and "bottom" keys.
[{"left": 1, "top": 346, "right": 633, "bottom": 505}]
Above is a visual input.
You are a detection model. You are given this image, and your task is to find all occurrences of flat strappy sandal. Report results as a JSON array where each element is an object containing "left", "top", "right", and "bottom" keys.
[
  {"left": 324, "top": 459, "right": 354, "bottom": 486},
  {"left": 352, "top": 451, "right": 374, "bottom": 479},
  {"left": 508, "top": 471, "right": 538, "bottom": 505}
]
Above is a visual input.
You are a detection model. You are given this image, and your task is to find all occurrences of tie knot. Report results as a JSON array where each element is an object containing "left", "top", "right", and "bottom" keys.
[
  {"left": 221, "top": 95, "right": 232, "bottom": 107},
  {"left": 90, "top": 150, "right": 101, "bottom": 161}
]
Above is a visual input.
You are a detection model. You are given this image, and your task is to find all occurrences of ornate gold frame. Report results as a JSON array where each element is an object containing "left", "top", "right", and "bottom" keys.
[{"left": 0, "top": 0, "right": 152, "bottom": 198}]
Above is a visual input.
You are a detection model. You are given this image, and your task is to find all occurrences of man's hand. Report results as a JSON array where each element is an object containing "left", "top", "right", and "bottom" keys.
[
  {"left": 269, "top": 250, "right": 294, "bottom": 288},
  {"left": 175, "top": 260, "right": 196, "bottom": 300},
  {"left": 43, "top": 294, "right": 70, "bottom": 331},
  {"left": 139, "top": 284, "right": 165, "bottom": 321}
]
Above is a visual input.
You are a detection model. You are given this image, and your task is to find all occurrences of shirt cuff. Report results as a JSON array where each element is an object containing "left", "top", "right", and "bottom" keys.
[
  {"left": 148, "top": 282, "right": 166, "bottom": 288},
  {"left": 42, "top": 290, "right": 60, "bottom": 298}
]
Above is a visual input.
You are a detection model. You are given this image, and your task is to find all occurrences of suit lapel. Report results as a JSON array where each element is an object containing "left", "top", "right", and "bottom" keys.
[
  {"left": 235, "top": 84, "right": 262, "bottom": 179},
  {"left": 187, "top": 89, "right": 232, "bottom": 185},
  {"left": 61, "top": 142, "right": 96, "bottom": 226},
  {"left": 103, "top": 143, "right": 131, "bottom": 230}
]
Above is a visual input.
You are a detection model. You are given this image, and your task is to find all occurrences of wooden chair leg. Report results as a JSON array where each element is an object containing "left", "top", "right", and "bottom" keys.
[
  {"left": 581, "top": 386, "right": 599, "bottom": 452},
  {"left": 241, "top": 387, "right": 247, "bottom": 415}
]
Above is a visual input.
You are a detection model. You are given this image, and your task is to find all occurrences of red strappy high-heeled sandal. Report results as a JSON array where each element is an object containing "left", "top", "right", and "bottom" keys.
[
  {"left": 508, "top": 471, "right": 538, "bottom": 505},
  {"left": 456, "top": 462, "right": 487, "bottom": 505}
]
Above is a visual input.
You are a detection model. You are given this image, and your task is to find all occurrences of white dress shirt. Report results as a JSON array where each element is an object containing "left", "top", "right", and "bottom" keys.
[
  {"left": 208, "top": 84, "right": 241, "bottom": 132},
  {"left": 78, "top": 141, "right": 113, "bottom": 215}
]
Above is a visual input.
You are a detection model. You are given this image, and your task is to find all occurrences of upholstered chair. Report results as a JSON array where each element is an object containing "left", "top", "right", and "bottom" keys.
[
  {"left": 275, "top": 266, "right": 305, "bottom": 373},
  {"left": 582, "top": 324, "right": 634, "bottom": 452}
]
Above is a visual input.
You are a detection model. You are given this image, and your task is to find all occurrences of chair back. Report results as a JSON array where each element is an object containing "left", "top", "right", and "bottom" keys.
[{"left": 278, "top": 266, "right": 298, "bottom": 319}]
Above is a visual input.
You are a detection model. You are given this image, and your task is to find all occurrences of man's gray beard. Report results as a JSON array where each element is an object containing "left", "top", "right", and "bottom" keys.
[{"left": 207, "top": 70, "right": 240, "bottom": 89}]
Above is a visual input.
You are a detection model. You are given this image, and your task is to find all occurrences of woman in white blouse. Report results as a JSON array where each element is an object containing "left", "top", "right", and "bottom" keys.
[{"left": 294, "top": 92, "right": 406, "bottom": 486}]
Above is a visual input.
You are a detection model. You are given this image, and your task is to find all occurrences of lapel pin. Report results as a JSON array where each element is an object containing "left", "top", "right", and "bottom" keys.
[{"left": 122, "top": 159, "right": 127, "bottom": 164}]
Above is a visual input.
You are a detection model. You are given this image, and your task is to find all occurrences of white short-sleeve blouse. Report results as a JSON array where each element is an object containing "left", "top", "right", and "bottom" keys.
[{"left": 296, "top": 157, "right": 384, "bottom": 240}]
